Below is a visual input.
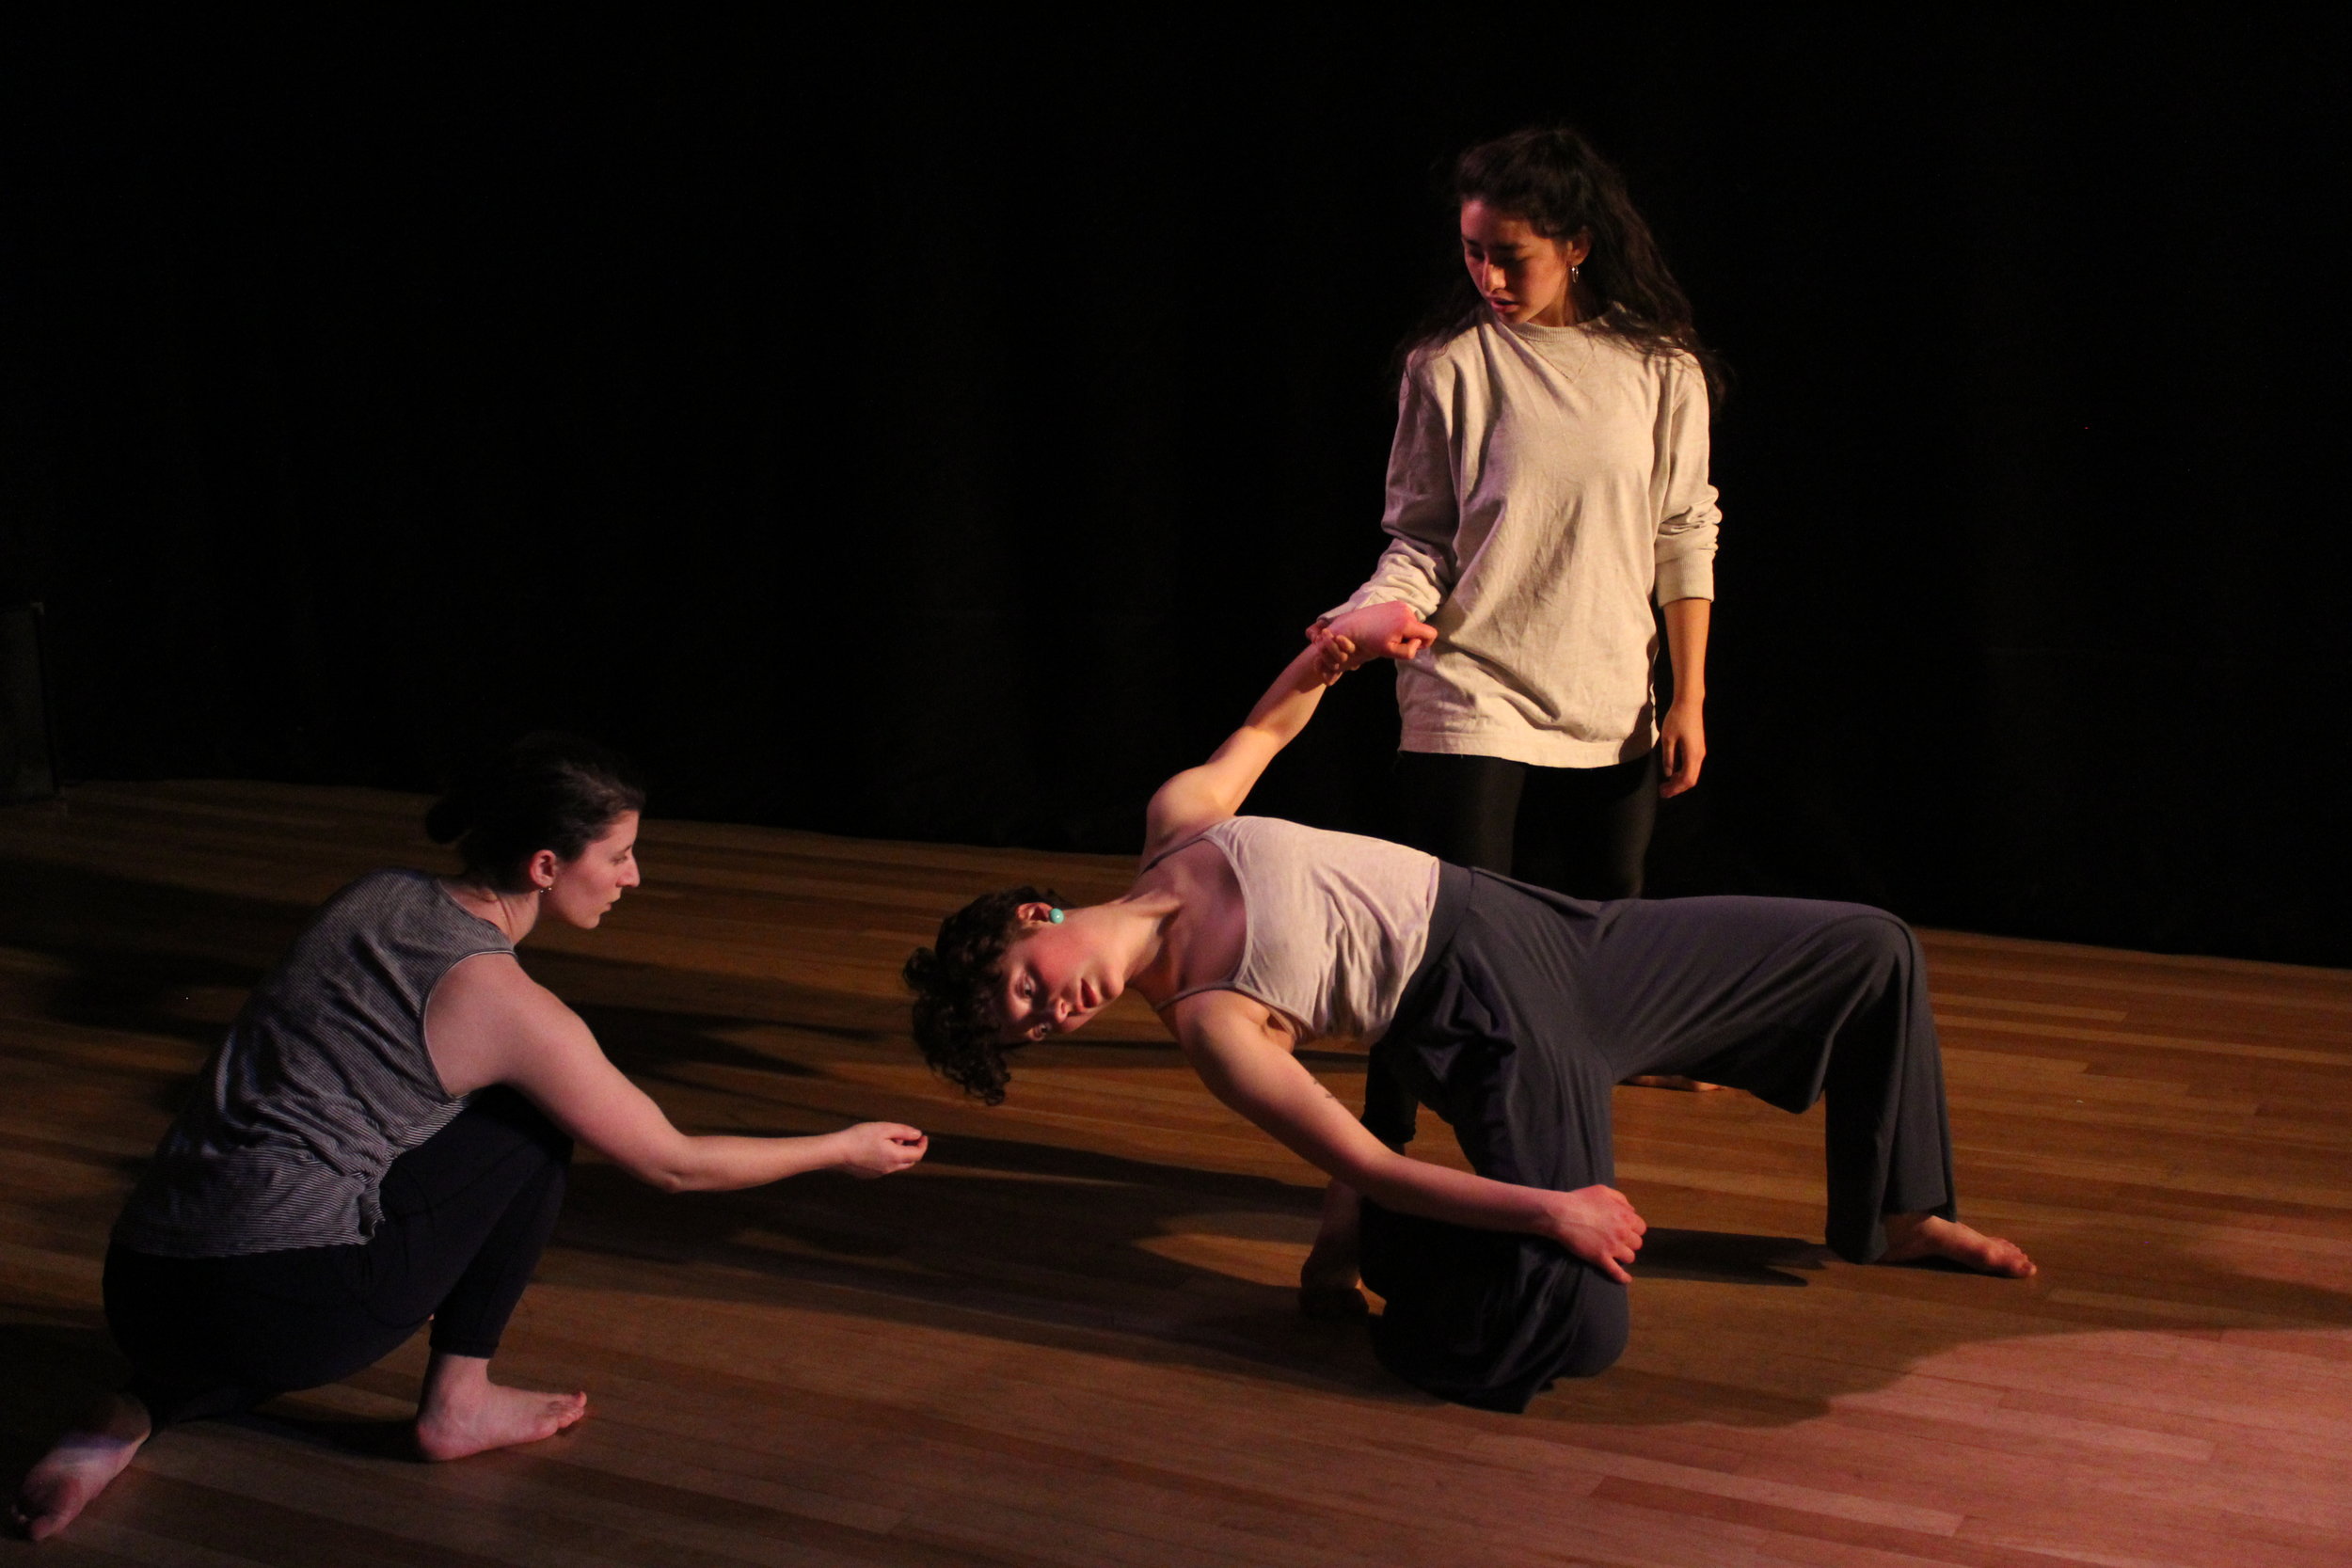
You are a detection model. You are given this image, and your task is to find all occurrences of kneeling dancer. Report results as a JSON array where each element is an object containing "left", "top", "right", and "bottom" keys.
[
  {"left": 906, "top": 641, "right": 2031, "bottom": 1412},
  {"left": 14, "top": 736, "right": 928, "bottom": 1541}
]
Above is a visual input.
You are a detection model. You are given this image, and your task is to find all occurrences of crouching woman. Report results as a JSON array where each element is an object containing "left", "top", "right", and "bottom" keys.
[{"left": 13, "top": 735, "right": 927, "bottom": 1541}]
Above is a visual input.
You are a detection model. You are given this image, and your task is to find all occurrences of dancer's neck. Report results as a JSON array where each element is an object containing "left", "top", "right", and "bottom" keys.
[
  {"left": 1110, "top": 884, "right": 1199, "bottom": 1006},
  {"left": 441, "top": 878, "right": 541, "bottom": 943}
]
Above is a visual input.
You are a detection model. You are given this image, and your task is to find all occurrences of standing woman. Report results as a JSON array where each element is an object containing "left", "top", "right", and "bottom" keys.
[
  {"left": 12, "top": 735, "right": 928, "bottom": 1542},
  {"left": 1318, "top": 125, "right": 1722, "bottom": 902}
]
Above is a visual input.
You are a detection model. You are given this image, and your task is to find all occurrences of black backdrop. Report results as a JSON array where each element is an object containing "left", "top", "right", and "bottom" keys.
[{"left": 3, "top": 13, "right": 2346, "bottom": 965}]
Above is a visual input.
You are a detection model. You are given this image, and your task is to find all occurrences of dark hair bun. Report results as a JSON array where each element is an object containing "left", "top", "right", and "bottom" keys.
[
  {"left": 423, "top": 783, "right": 478, "bottom": 845},
  {"left": 424, "top": 733, "right": 645, "bottom": 890}
]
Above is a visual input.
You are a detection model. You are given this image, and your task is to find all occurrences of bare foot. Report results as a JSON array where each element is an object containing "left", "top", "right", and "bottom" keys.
[
  {"left": 11, "top": 1393, "right": 151, "bottom": 1541},
  {"left": 1623, "top": 1075, "right": 1725, "bottom": 1091},
  {"left": 413, "top": 1354, "right": 586, "bottom": 1463},
  {"left": 1298, "top": 1249, "right": 1369, "bottom": 1320},
  {"left": 1881, "top": 1212, "right": 2037, "bottom": 1277},
  {"left": 1299, "top": 1181, "right": 1369, "bottom": 1320}
]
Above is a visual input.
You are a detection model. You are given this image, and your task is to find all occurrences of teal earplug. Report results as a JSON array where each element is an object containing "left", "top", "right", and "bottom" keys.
[{"left": 1048, "top": 909, "right": 1065, "bottom": 924}]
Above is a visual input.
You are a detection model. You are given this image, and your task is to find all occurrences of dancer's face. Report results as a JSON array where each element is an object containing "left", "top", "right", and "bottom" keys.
[
  {"left": 1460, "top": 200, "right": 1587, "bottom": 327},
  {"left": 996, "top": 904, "right": 1118, "bottom": 1042},
  {"left": 536, "top": 811, "right": 641, "bottom": 929}
]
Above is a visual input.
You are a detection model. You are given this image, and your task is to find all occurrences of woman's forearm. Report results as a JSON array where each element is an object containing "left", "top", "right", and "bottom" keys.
[
  {"left": 1343, "top": 1147, "right": 1560, "bottom": 1238},
  {"left": 1658, "top": 596, "right": 1711, "bottom": 797},
  {"left": 1237, "top": 641, "right": 1341, "bottom": 747},
  {"left": 662, "top": 1131, "right": 848, "bottom": 1193},
  {"left": 1344, "top": 1146, "right": 1644, "bottom": 1283},
  {"left": 1140, "top": 640, "right": 1353, "bottom": 844},
  {"left": 1661, "top": 596, "right": 1709, "bottom": 707}
]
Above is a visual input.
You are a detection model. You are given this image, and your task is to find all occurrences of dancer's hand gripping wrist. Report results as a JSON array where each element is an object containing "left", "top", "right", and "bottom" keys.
[{"left": 1307, "top": 602, "right": 1438, "bottom": 670}]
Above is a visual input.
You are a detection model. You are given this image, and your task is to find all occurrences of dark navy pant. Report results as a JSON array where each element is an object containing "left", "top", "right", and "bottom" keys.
[
  {"left": 104, "top": 1087, "right": 571, "bottom": 1426},
  {"left": 1359, "top": 865, "right": 1955, "bottom": 1411}
]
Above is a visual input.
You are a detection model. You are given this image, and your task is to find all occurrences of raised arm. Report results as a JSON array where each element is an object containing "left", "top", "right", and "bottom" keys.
[
  {"left": 1138, "top": 636, "right": 1355, "bottom": 863},
  {"left": 425, "top": 955, "right": 926, "bottom": 1192},
  {"left": 1173, "top": 993, "right": 1645, "bottom": 1283}
]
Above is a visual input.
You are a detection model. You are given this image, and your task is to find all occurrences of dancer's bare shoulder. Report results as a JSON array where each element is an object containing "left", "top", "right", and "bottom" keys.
[
  {"left": 432, "top": 948, "right": 550, "bottom": 1011},
  {"left": 425, "top": 950, "right": 587, "bottom": 1096},
  {"left": 1131, "top": 847, "right": 1248, "bottom": 1013}
]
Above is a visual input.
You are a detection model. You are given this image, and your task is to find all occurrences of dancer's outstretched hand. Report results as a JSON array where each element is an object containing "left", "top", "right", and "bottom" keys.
[
  {"left": 1540, "top": 1184, "right": 1646, "bottom": 1284},
  {"left": 834, "top": 1122, "right": 929, "bottom": 1178},
  {"left": 1309, "top": 633, "right": 1357, "bottom": 686},
  {"left": 1307, "top": 602, "right": 1439, "bottom": 669}
]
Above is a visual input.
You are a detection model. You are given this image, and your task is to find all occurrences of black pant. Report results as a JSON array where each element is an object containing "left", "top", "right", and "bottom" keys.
[
  {"left": 1391, "top": 750, "right": 1658, "bottom": 900},
  {"left": 104, "top": 1087, "right": 572, "bottom": 1426}
]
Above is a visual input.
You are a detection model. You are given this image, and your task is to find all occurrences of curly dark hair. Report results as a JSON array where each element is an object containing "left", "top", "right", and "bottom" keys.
[
  {"left": 903, "top": 884, "right": 1062, "bottom": 1105},
  {"left": 1406, "top": 123, "right": 1724, "bottom": 402}
]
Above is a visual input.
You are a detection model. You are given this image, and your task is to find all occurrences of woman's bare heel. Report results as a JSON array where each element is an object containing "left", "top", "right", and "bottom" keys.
[
  {"left": 412, "top": 1354, "right": 586, "bottom": 1462},
  {"left": 1299, "top": 1249, "right": 1370, "bottom": 1320},
  {"left": 1300, "top": 1180, "right": 1370, "bottom": 1319},
  {"left": 10, "top": 1392, "right": 151, "bottom": 1542}
]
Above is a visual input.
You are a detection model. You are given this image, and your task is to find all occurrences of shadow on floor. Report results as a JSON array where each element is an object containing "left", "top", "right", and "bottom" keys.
[{"left": 8, "top": 852, "right": 2352, "bottom": 1435}]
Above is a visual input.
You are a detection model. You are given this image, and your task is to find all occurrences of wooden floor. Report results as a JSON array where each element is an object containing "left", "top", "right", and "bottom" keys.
[{"left": 4, "top": 782, "right": 2350, "bottom": 1567}]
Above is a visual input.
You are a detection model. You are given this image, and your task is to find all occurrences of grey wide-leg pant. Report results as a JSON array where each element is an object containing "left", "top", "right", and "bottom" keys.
[{"left": 1359, "top": 865, "right": 1957, "bottom": 1412}]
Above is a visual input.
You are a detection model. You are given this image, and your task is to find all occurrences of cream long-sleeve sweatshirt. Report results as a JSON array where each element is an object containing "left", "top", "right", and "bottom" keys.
[{"left": 1328, "top": 314, "right": 1720, "bottom": 768}]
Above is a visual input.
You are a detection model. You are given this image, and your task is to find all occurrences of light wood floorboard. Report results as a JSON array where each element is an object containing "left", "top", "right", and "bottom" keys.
[{"left": 2, "top": 782, "right": 2347, "bottom": 1565}]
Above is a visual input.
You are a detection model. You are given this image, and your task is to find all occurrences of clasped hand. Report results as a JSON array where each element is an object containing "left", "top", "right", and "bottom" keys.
[{"left": 1305, "top": 602, "right": 1440, "bottom": 672}]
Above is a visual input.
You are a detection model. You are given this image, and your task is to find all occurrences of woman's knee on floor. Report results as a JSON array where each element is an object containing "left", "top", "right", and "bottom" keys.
[{"left": 1556, "top": 1269, "right": 1629, "bottom": 1380}]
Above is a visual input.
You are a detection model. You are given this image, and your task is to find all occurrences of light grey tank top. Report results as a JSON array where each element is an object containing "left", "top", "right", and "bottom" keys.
[
  {"left": 1154, "top": 816, "right": 1440, "bottom": 1042},
  {"left": 112, "top": 870, "right": 513, "bottom": 1257}
]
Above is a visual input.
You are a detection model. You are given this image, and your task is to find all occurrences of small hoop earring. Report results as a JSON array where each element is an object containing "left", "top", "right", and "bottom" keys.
[
  {"left": 541, "top": 881, "right": 557, "bottom": 895},
  {"left": 1570, "top": 262, "right": 1581, "bottom": 280}
]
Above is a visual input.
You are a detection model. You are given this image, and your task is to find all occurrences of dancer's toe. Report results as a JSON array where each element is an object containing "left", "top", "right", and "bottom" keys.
[
  {"left": 1882, "top": 1214, "right": 2037, "bottom": 1277},
  {"left": 416, "top": 1384, "right": 587, "bottom": 1462}
]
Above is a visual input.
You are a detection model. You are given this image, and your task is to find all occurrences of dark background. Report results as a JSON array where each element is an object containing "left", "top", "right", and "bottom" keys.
[{"left": 3, "top": 12, "right": 2345, "bottom": 965}]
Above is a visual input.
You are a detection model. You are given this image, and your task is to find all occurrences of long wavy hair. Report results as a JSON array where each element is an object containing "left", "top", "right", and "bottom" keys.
[{"left": 1405, "top": 124, "right": 1724, "bottom": 401}]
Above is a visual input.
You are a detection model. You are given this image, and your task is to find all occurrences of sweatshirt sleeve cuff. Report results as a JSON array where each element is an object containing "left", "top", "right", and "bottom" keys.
[
  {"left": 1653, "top": 558, "right": 1715, "bottom": 606},
  {"left": 1323, "top": 587, "right": 1437, "bottom": 624}
]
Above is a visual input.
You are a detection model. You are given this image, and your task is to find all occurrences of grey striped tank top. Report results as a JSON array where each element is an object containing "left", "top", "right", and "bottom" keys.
[
  {"left": 1153, "top": 816, "right": 1440, "bottom": 1042},
  {"left": 112, "top": 870, "right": 514, "bottom": 1257}
]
